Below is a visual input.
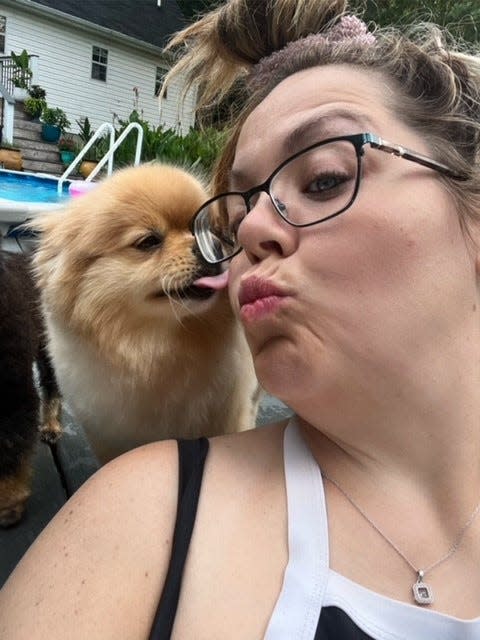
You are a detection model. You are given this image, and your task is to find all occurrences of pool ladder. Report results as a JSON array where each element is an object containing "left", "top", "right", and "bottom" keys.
[{"left": 56, "top": 122, "right": 143, "bottom": 195}]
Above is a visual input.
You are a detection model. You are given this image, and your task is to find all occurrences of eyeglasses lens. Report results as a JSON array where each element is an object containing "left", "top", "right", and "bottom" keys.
[{"left": 194, "top": 140, "right": 358, "bottom": 263}]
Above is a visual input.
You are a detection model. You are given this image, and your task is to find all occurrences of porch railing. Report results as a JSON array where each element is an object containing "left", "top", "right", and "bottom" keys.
[{"left": 0, "top": 54, "right": 36, "bottom": 96}]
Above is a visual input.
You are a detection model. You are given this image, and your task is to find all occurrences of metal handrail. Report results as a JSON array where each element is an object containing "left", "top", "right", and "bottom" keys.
[
  {"left": 86, "top": 122, "right": 144, "bottom": 182},
  {"left": 57, "top": 122, "right": 115, "bottom": 194},
  {"left": 57, "top": 121, "right": 144, "bottom": 195}
]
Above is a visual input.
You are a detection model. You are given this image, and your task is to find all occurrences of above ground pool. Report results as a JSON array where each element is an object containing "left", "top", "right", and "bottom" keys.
[{"left": 0, "top": 168, "right": 71, "bottom": 225}]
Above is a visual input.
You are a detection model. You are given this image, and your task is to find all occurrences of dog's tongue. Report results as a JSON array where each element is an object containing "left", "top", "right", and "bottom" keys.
[{"left": 193, "top": 270, "right": 229, "bottom": 290}]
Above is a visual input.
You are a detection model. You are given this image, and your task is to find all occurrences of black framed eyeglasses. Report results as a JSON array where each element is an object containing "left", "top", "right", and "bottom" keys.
[{"left": 192, "top": 132, "right": 465, "bottom": 264}]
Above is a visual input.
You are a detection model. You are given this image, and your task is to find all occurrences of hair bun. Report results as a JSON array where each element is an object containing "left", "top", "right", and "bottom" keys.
[{"left": 164, "top": 0, "right": 348, "bottom": 111}]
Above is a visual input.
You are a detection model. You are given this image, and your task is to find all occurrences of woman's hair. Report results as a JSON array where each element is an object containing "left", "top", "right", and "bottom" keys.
[{"left": 164, "top": 0, "right": 480, "bottom": 225}]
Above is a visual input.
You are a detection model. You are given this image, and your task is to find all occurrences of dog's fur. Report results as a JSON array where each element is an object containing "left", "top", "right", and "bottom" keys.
[
  {"left": 32, "top": 163, "right": 258, "bottom": 463},
  {"left": 0, "top": 250, "right": 61, "bottom": 526}
]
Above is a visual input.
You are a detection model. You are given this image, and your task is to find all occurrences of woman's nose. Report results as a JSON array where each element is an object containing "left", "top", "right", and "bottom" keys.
[{"left": 237, "top": 191, "right": 297, "bottom": 263}]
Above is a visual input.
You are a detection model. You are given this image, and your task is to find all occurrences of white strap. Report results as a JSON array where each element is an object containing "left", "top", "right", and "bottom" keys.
[{"left": 264, "top": 418, "right": 329, "bottom": 640}]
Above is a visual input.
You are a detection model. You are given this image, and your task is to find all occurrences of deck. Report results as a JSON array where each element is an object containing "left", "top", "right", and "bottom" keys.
[{"left": 0, "top": 410, "right": 99, "bottom": 586}]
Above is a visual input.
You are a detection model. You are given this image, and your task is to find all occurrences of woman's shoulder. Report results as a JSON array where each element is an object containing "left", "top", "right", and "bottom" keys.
[
  {"left": 0, "top": 439, "right": 180, "bottom": 639},
  {"left": 0, "top": 423, "right": 290, "bottom": 639}
]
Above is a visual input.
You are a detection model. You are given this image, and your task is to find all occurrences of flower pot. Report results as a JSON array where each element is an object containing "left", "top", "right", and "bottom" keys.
[
  {"left": 79, "top": 160, "right": 98, "bottom": 179},
  {"left": 0, "top": 148, "right": 23, "bottom": 171},
  {"left": 41, "top": 123, "right": 61, "bottom": 143},
  {"left": 60, "top": 150, "right": 76, "bottom": 165},
  {"left": 13, "top": 87, "right": 28, "bottom": 102}
]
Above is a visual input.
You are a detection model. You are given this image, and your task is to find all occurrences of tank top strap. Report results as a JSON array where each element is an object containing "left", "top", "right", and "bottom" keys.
[
  {"left": 264, "top": 417, "right": 329, "bottom": 640},
  {"left": 149, "top": 437, "right": 209, "bottom": 640}
]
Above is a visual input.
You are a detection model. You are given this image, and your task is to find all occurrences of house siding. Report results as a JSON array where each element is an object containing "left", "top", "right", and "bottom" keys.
[{"left": 0, "top": 3, "right": 196, "bottom": 135}]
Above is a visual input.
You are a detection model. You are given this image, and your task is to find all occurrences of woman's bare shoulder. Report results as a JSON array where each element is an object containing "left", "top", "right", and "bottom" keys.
[
  {"left": 0, "top": 439, "right": 180, "bottom": 639},
  {"left": 0, "top": 424, "right": 289, "bottom": 638}
]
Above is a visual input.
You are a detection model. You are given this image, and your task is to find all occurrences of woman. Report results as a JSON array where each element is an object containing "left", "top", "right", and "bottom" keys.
[{"left": 1, "top": 0, "right": 480, "bottom": 638}]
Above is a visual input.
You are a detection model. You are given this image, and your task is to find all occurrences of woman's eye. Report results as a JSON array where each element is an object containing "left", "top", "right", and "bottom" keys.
[
  {"left": 134, "top": 234, "right": 163, "bottom": 251},
  {"left": 307, "top": 172, "right": 349, "bottom": 194}
]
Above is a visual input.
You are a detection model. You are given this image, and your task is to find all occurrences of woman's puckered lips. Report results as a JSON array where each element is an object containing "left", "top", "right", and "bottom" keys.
[{"left": 239, "top": 277, "right": 288, "bottom": 307}]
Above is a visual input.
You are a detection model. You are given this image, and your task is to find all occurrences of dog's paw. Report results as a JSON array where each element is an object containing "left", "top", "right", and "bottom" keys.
[
  {"left": 39, "top": 397, "right": 63, "bottom": 444},
  {"left": 39, "top": 420, "right": 63, "bottom": 444},
  {"left": 0, "top": 483, "right": 31, "bottom": 528}
]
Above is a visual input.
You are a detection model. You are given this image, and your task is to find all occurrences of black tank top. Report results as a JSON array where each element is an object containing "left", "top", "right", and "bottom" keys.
[
  {"left": 149, "top": 438, "right": 209, "bottom": 640},
  {"left": 148, "top": 438, "right": 374, "bottom": 639}
]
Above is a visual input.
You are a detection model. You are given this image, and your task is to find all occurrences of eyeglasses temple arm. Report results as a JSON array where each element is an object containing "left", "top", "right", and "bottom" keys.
[{"left": 370, "top": 138, "right": 466, "bottom": 181}]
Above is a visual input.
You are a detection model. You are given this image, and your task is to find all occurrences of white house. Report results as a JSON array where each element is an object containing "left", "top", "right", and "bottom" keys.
[{"left": 0, "top": 0, "right": 196, "bottom": 141}]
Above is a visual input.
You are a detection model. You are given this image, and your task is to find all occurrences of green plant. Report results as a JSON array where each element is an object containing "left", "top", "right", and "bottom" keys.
[
  {"left": 110, "top": 110, "right": 225, "bottom": 175},
  {"left": 76, "top": 116, "right": 93, "bottom": 144},
  {"left": 24, "top": 97, "right": 46, "bottom": 119},
  {"left": 58, "top": 136, "right": 77, "bottom": 152},
  {"left": 41, "top": 106, "right": 71, "bottom": 133},
  {"left": 75, "top": 116, "right": 100, "bottom": 161},
  {"left": 28, "top": 84, "right": 46, "bottom": 100},
  {"left": 11, "top": 49, "right": 32, "bottom": 89}
]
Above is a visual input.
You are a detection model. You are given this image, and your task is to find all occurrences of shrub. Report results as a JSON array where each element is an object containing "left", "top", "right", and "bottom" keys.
[{"left": 110, "top": 110, "right": 226, "bottom": 176}]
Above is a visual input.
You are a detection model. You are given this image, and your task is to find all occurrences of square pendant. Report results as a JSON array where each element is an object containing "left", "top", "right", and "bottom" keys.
[{"left": 412, "top": 581, "right": 434, "bottom": 605}]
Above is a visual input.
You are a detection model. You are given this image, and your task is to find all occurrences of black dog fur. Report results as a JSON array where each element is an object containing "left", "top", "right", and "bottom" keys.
[{"left": 0, "top": 250, "right": 61, "bottom": 527}]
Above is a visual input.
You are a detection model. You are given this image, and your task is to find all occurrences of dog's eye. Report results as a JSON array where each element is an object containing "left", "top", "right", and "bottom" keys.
[{"left": 134, "top": 234, "right": 163, "bottom": 251}]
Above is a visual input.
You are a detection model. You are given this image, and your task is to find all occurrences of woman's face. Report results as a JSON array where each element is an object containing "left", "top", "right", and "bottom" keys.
[{"left": 227, "top": 65, "right": 479, "bottom": 414}]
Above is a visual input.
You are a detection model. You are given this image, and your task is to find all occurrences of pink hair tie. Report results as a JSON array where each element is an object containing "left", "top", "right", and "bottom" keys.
[{"left": 249, "top": 15, "right": 375, "bottom": 91}]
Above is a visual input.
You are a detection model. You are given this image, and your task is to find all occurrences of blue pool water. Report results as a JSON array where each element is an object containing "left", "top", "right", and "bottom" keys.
[{"left": 0, "top": 169, "right": 70, "bottom": 203}]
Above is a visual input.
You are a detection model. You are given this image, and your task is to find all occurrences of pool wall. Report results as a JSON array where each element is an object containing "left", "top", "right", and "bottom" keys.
[{"left": 0, "top": 168, "right": 68, "bottom": 226}]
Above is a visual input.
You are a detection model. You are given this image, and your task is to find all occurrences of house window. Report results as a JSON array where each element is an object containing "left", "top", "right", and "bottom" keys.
[
  {"left": 155, "top": 66, "right": 167, "bottom": 98},
  {"left": 0, "top": 16, "right": 6, "bottom": 53},
  {"left": 91, "top": 46, "right": 108, "bottom": 81}
]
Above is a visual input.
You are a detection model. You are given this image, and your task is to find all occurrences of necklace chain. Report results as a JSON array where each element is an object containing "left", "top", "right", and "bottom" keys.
[{"left": 322, "top": 471, "right": 480, "bottom": 584}]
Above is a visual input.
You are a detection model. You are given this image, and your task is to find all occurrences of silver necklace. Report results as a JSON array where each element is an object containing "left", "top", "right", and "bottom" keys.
[{"left": 322, "top": 472, "right": 480, "bottom": 605}]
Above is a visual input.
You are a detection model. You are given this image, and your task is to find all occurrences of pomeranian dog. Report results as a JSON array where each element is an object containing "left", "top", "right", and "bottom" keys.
[
  {"left": 32, "top": 163, "right": 258, "bottom": 464},
  {"left": 0, "top": 250, "right": 61, "bottom": 527}
]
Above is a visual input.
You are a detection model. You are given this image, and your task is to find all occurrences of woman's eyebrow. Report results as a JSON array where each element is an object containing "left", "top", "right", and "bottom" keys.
[
  {"left": 283, "top": 110, "right": 374, "bottom": 155},
  {"left": 228, "top": 110, "right": 373, "bottom": 189}
]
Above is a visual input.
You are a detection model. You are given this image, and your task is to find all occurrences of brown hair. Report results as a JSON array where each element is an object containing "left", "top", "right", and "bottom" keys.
[{"left": 164, "top": 0, "right": 480, "bottom": 224}]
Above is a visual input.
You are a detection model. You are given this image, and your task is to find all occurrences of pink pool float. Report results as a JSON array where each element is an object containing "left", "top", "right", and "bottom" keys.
[{"left": 68, "top": 181, "right": 98, "bottom": 198}]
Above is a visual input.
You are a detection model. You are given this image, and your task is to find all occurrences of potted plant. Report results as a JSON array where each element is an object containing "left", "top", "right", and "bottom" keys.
[
  {"left": 76, "top": 116, "right": 99, "bottom": 178},
  {"left": 58, "top": 136, "right": 78, "bottom": 165},
  {"left": 41, "top": 106, "right": 71, "bottom": 143},
  {"left": 28, "top": 84, "right": 46, "bottom": 100},
  {"left": 11, "top": 49, "right": 32, "bottom": 101},
  {"left": 22, "top": 84, "right": 47, "bottom": 121},
  {"left": 0, "top": 142, "right": 23, "bottom": 171},
  {"left": 24, "top": 96, "right": 46, "bottom": 120}
]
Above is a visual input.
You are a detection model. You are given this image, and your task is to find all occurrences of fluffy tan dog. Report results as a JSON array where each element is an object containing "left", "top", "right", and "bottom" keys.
[{"left": 32, "top": 163, "right": 258, "bottom": 463}]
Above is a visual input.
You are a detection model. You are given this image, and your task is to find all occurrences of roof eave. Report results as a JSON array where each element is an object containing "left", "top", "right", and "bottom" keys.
[{"left": 2, "top": 0, "right": 170, "bottom": 57}]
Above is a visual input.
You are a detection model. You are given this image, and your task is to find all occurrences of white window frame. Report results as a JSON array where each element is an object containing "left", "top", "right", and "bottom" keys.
[{"left": 91, "top": 45, "right": 108, "bottom": 82}]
